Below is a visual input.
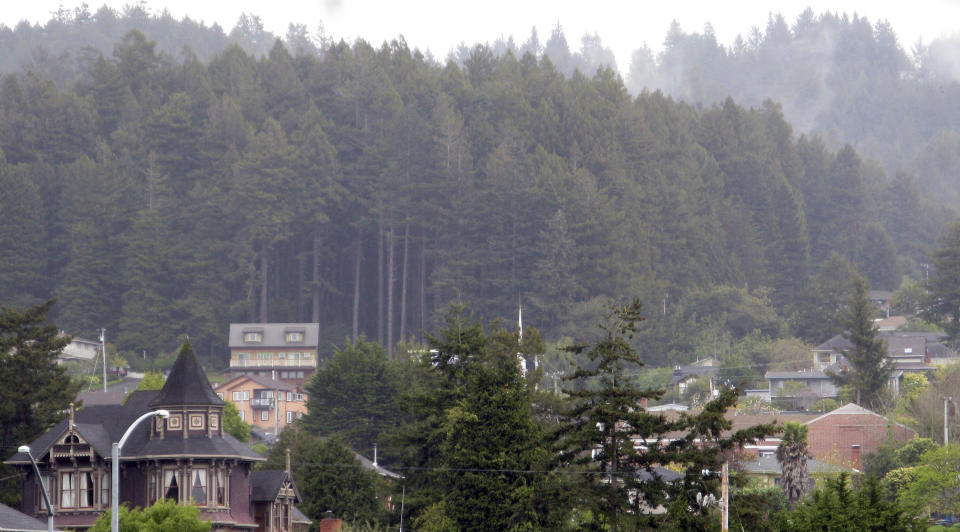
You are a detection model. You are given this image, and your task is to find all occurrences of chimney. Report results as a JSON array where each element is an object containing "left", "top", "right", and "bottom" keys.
[{"left": 851, "top": 445, "right": 861, "bottom": 471}]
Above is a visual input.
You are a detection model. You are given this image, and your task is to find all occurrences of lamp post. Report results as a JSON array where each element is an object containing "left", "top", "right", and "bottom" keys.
[
  {"left": 17, "top": 446, "right": 53, "bottom": 532},
  {"left": 111, "top": 409, "right": 169, "bottom": 532}
]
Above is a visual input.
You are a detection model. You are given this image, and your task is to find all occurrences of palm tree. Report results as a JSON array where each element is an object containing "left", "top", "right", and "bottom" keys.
[{"left": 776, "top": 422, "right": 811, "bottom": 505}]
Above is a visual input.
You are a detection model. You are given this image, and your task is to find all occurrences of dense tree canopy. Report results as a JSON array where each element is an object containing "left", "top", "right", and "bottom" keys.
[{"left": 0, "top": 21, "right": 945, "bottom": 368}]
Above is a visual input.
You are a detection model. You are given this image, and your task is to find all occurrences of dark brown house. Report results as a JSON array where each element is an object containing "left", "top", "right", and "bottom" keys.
[{"left": 6, "top": 345, "right": 307, "bottom": 531}]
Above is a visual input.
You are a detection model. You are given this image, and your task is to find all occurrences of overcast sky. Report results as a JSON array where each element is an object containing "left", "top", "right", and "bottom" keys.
[{"left": 5, "top": 1, "right": 960, "bottom": 69}]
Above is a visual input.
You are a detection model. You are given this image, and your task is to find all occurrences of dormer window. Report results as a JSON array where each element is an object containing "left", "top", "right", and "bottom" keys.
[
  {"left": 284, "top": 330, "right": 304, "bottom": 343},
  {"left": 243, "top": 331, "right": 263, "bottom": 343}
]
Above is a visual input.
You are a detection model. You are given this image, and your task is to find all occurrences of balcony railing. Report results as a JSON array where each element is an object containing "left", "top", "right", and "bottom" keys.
[
  {"left": 52, "top": 443, "right": 92, "bottom": 460},
  {"left": 229, "top": 359, "right": 317, "bottom": 368},
  {"left": 250, "top": 398, "right": 274, "bottom": 409}
]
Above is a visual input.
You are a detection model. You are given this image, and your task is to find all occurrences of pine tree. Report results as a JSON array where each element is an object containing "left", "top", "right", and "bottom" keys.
[
  {"left": 554, "top": 299, "right": 776, "bottom": 530},
  {"left": 827, "top": 276, "right": 893, "bottom": 409}
]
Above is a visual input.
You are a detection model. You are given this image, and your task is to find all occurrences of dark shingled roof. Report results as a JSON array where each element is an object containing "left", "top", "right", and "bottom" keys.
[
  {"left": 249, "top": 471, "right": 301, "bottom": 503},
  {"left": 150, "top": 343, "right": 224, "bottom": 407},
  {"left": 0, "top": 502, "right": 57, "bottom": 531}
]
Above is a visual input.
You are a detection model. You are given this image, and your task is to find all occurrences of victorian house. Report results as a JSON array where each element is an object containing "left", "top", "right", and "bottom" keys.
[{"left": 6, "top": 344, "right": 307, "bottom": 531}]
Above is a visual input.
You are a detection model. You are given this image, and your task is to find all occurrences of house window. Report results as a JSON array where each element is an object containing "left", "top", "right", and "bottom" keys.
[
  {"left": 243, "top": 331, "right": 263, "bottom": 343},
  {"left": 261, "top": 410, "right": 269, "bottom": 421},
  {"left": 285, "top": 331, "right": 304, "bottom": 343},
  {"left": 190, "top": 468, "right": 208, "bottom": 505},
  {"left": 257, "top": 352, "right": 272, "bottom": 360},
  {"left": 190, "top": 414, "right": 205, "bottom": 430},
  {"left": 37, "top": 475, "right": 53, "bottom": 511},
  {"left": 278, "top": 352, "right": 286, "bottom": 360},
  {"left": 296, "top": 393, "right": 304, "bottom": 401},
  {"left": 100, "top": 473, "right": 109, "bottom": 507},
  {"left": 286, "top": 392, "right": 293, "bottom": 401},
  {"left": 60, "top": 472, "right": 75, "bottom": 508},
  {"left": 280, "top": 371, "right": 289, "bottom": 378},
  {"left": 215, "top": 470, "right": 226, "bottom": 506},
  {"left": 296, "top": 371, "right": 304, "bottom": 378},
  {"left": 210, "top": 413, "right": 219, "bottom": 429},
  {"left": 78, "top": 472, "right": 94, "bottom": 508},
  {"left": 286, "top": 411, "right": 294, "bottom": 424},
  {"left": 167, "top": 414, "right": 182, "bottom": 430},
  {"left": 237, "top": 352, "right": 250, "bottom": 360},
  {"left": 163, "top": 470, "right": 181, "bottom": 502},
  {"left": 147, "top": 471, "right": 158, "bottom": 505}
]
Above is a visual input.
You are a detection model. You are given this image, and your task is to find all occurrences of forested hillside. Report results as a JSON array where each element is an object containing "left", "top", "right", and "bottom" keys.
[
  {"left": 0, "top": 7, "right": 954, "bottom": 367},
  {"left": 622, "top": 10, "right": 960, "bottom": 207}
]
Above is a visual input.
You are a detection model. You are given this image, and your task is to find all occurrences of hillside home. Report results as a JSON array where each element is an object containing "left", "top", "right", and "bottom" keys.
[
  {"left": 228, "top": 324, "right": 320, "bottom": 385},
  {"left": 6, "top": 345, "right": 307, "bottom": 531},
  {"left": 214, "top": 374, "right": 308, "bottom": 434}
]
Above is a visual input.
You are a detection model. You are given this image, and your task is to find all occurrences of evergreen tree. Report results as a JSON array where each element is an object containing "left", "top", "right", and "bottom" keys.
[
  {"left": 554, "top": 299, "right": 775, "bottom": 530},
  {"left": 0, "top": 300, "right": 79, "bottom": 505},
  {"left": 827, "top": 276, "right": 893, "bottom": 409},
  {"left": 303, "top": 338, "right": 401, "bottom": 453},
  {"left": 398, "top": 306, "right": 568, "bottom": 531},
  {"left": 924, "top": 221, "right": 960, "bottom": 342}
]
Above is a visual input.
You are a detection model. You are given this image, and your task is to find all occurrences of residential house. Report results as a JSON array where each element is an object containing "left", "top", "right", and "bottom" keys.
[
  {"left": 764, "top": 370, "right": 840, "bottom": 410},
  {"left": 214, "top": 375, "right": 308, "bottom": 434},
  {"left": 228, "top": 324, "right": 320, "bottom": 385},
  {"left": 804, "top": 403, "right": 916, "bottom": 467},
  {"left": 5, "top": 345, "right": 308, "bottom": 531},
  {"left": 739, "top": 455, "right": 854, "bottom": 490},
  {"left": 57, "top": 333, "right": 99, "bottom": 363},
  {"left": 669, "top": 360, "right": 717, "bottom": 399}
]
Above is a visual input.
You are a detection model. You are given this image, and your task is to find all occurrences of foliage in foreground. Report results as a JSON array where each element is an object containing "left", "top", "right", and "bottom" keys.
[
  {"left": 776, "top": 474, "right": 922, "bottom": 532},
  {"left": 88, "top": 499, "right": 211, "bottom": 532}
]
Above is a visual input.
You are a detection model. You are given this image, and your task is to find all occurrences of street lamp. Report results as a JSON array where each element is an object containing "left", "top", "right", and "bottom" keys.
[
  {"left": 111, "top": 409, "right": 169, "bottom": 532},
  {"left": 17, "top": 445, "right": 53, "bottom": 532}
]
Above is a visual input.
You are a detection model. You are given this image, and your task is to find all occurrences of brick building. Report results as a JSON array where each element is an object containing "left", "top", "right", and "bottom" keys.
[{"left": 804, "top": 403, "right": 916, "bottom": 468}]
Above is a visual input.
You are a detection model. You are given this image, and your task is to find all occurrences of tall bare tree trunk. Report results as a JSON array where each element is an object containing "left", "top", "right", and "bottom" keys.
[
  {"left": 352, "top": 226, "right": 362, "bottom": 343},
  {"left": 419, "top": 231, "right": 426, "bottom": 344},
  {"left": 399, "top": 223, "right": 409, "bottom": 344},
  {"left": 377, "top": 211, "right": 384, "bottom": 345},
  {"left": 259, "top": 243, "right": 269, "bottom": 323},
  {"left": 387, "top": 226, "right": 395, "bottom": 359},
  {"left": 311, "top": 231, "right": 321, "bottom": 323}
]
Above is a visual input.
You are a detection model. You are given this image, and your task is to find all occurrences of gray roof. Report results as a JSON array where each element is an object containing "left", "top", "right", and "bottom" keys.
[
  {"left": 291, "top": 506, "right": 311, "bottom": 524},
  {"left": 6, "top": 389, "right": 262, "bottom": 465},
  {"left": 765, "top": 371, "right": 830, "bottom": 381},
  {"left": 150, "top": 344, "right": 224, "bottom": 407},
  {"left": 229, "top": 323, "right": 320, "bottom": 349},
  {"left": 249, "top": 471, "right": 301, "bottom": 503},
  {"left": 815, "top": 334, "right": 854, "bottom": 352},
  {"left": 886, "top": 336, "right": 925, "bottom": 358},
  {"left": 637, "top": 466, "right": 682, "bottom": 483},
  {"left": 740, "top": 455, "right": 852, "bottom": 475},
  {"left": 0, "top": 502, "right": 58, "bottom": 532}
]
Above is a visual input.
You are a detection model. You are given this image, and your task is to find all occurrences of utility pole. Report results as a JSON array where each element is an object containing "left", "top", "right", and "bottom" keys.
[
  {"left": 99, "top": 328, "right": 107, "bottom": 392},
  {"left": 945, "top": 396, "right": 952, "bottom": 446},
  {"left": 721, "top": 461, "right": 729, "bottom": 532}
]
